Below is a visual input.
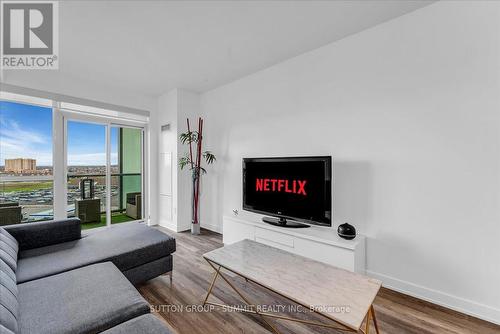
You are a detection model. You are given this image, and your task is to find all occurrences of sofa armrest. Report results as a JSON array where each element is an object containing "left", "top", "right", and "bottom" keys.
[{"left": 3, "top": 218, "right": 82, "bottom": 251}]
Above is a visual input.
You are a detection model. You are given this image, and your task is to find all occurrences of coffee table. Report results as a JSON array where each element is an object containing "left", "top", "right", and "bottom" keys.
[{"left": 202, "top": 239, "right": 381, "bottom": 334}]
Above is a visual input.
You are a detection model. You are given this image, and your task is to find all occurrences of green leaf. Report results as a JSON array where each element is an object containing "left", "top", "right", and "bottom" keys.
[
  {"left": 203, "top": 151, "right": 216, "bottom": 165},
  {"left": 179, "top": 156, "right": 193, "bottom": 170},
  {"left": 179, "top": 131, "right": 199, "bottom": 145}
]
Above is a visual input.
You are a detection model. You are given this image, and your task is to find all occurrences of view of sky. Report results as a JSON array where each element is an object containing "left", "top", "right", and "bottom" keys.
[{"left": 0, "top": 101, "right": 118, "bottom": 166}]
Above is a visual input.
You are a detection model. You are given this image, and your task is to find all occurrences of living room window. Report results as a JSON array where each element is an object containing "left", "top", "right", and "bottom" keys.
[
  {"left": 0, "top": 100, "right": 54, "bottom": 223},
  {"left": 0, "top": 91, "right": 148, "bottom": 228}
]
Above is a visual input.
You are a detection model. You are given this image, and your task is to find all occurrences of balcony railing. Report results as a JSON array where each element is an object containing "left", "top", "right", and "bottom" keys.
[
  {"left": 0, "top": 173, "right": 141, "bottom": 223},
  {"left": 67, "top": 173, "right": 141, "bottom": 215}
]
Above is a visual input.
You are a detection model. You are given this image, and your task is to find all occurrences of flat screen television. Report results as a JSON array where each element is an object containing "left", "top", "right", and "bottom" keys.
[{"left": 243, "top": 156, "right": 332, "bottom": 228}]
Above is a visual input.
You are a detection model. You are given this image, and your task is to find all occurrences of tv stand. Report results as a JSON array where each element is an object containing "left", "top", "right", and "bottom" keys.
[
  {"left": 262, "top": 216, "right": 310, "bottom": 228},
  {"left": 223, "top": 214, "right": 366, "bottom": 274}
]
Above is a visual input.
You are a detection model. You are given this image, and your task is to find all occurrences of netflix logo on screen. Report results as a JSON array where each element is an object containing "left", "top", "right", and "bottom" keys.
[
  {"left": 243, "top": 157, "right": 332, "bottom": 227},
  {"left": 255, "top": 178, "right": 307, "bottom": 196}
]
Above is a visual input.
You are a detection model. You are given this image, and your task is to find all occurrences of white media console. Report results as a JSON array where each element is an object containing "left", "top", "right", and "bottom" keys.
[{"left": 222, "top": 213, "right": 366, "bottom": 274}]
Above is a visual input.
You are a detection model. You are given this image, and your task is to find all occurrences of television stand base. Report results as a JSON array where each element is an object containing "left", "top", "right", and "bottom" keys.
[{"left": 262, "top": 217, "right": 310, "bottom": 228}]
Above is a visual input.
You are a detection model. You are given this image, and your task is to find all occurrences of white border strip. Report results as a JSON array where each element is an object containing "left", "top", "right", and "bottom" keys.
[{"left": 1, "top": 83, "right": 150, "bottom": 116}]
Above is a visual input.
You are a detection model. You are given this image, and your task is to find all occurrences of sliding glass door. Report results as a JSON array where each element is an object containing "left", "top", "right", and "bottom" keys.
[
  {"left": 111, "top": 126, "right": 143, "bottom": 224},
  {"left": 65, "top": 116, "right": 144, "bottom": 229},
  {"left": 66, "top": 120, "right": 108, "bottom": 228}
]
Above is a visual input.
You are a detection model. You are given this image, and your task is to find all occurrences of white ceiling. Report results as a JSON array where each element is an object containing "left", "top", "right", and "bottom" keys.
[{"left": 4, "top": 1, "right": 433, "bottom": 97}]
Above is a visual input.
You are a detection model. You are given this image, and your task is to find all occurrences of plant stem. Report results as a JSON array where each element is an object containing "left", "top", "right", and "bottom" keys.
[
  {"left": 186, "top": 119, "right": 194, "bottom": 169},
  {"left": 193, "top": 118, "right": 203, "bottom": 225}
]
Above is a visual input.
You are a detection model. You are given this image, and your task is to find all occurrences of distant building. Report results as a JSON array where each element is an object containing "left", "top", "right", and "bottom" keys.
[{"left": 4, "top": 158, "right": 37, "bottom": 173}]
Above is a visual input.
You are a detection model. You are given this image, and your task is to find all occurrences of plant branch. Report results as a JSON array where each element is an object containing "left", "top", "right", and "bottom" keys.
[{"left": 186, "top": 119, "right": 194, "bottom": 169}]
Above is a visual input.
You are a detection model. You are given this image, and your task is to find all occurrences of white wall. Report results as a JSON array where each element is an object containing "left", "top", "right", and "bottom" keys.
[
  {"left": 157, "top": 90, "right": 179, "bottom": 231},
  {"left": 200, "top": 1, "right": 500, "bottom": 324},
  {"left": 157, "top": 89, "right": 202, "bottom": 232}
]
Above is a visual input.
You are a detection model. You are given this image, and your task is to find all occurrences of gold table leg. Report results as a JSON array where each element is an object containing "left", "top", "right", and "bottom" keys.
[
  {"left": 370, "top": 305, "right": 380, "bottom": 334},
  {"left": 365, "top": 308, "right": 371, "bottom": 334},
  {"left": 363, "top": 305, "right": 380, "bottom": 334},
  {"left": 203, "top": 264, "right": 221, "bottom": 306}
]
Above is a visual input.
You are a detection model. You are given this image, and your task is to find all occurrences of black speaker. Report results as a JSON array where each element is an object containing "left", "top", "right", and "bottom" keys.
[{"left": 337, "top": 223, "right": 356, "bottom": 240}]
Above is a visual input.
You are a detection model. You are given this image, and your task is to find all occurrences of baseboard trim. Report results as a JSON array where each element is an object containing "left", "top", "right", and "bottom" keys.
[
  {"left": 147, "top": 219, "right": 158, "bottom": 226},
  {"left": 158, "top": 219, "right": 179, "bottom": 232},
  {"left": 158, "top": 219, "right": 219, "bottom": 233},
  {"left": 367, "top": 270, "right": 500, "bottom": 326},
  {"left": 201, "top": 222, "right": 222, "bottom": 234}
]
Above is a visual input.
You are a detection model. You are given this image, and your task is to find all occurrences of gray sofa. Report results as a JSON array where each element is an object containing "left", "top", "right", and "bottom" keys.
[{"left": 0, "top": 219, "right": 175, "bottom": 334}]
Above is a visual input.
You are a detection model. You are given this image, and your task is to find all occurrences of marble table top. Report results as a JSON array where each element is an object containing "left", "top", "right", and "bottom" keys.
[{"left": 203, "top": 239, "right": 381, "bottom": 330}]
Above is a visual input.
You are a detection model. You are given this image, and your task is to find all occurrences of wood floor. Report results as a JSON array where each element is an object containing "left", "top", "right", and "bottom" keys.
[{"left": 137, "top": 228, "right": 500, "bottom": 334}]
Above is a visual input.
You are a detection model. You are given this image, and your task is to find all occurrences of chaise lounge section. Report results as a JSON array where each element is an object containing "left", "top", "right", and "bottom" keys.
[
  {"left": 0, "top": 219, "right": 175, "bottom": 334},
  {"left": 5, "top": 218, "right": 175, "bottom": 284}
]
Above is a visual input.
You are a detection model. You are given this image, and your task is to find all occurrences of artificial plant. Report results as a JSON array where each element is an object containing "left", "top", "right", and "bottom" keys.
[{"left": 179, "top": 118, "right": 216, "bottom": 233}]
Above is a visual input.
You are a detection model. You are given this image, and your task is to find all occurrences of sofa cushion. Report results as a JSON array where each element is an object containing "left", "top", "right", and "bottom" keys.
[
  {"left": 0, "top": 228, "right": 18, "bottom": 272},
  {"left": 0, "top": 324, "right": 15, "bottom": 334},
  {"left": 0, "top": 242, "right": 17, "bottom": 270},
  {"left": 4, "top": 219, "right": 81, "bottom": 251},
  {"left": 0, "top": 268, "right": 18, "bottom": 299},
  {"left": 101, "top": 314, "right": 172, "bottom": 334},
  {"left": 18, "top": 262, "right": 150, "bottom": 334},
  {"left": 0, "top": 284, "right": 18, "bottom": 331},
  {"left": 0, "top": 256, "right": 16, "bottom": 284},
  {"left": 0, "top": 306, "right": 17, "bottom": 334},
  {"left": 16, "top": 223, "right": 175, "bottom": 283},
  {"left": 0, "top": 228, "right": 18, "bottom": 253},
  {"left": 0, "top": 258, "right": 17, "bottom": 285},
  {"left": 0, "top": 257, "right": 18, "bottom": 334}
]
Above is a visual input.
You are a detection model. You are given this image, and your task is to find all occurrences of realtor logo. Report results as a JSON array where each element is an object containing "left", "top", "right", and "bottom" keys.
[{"left": 1, "top": 1, "right": 59, "bottom": 69}]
